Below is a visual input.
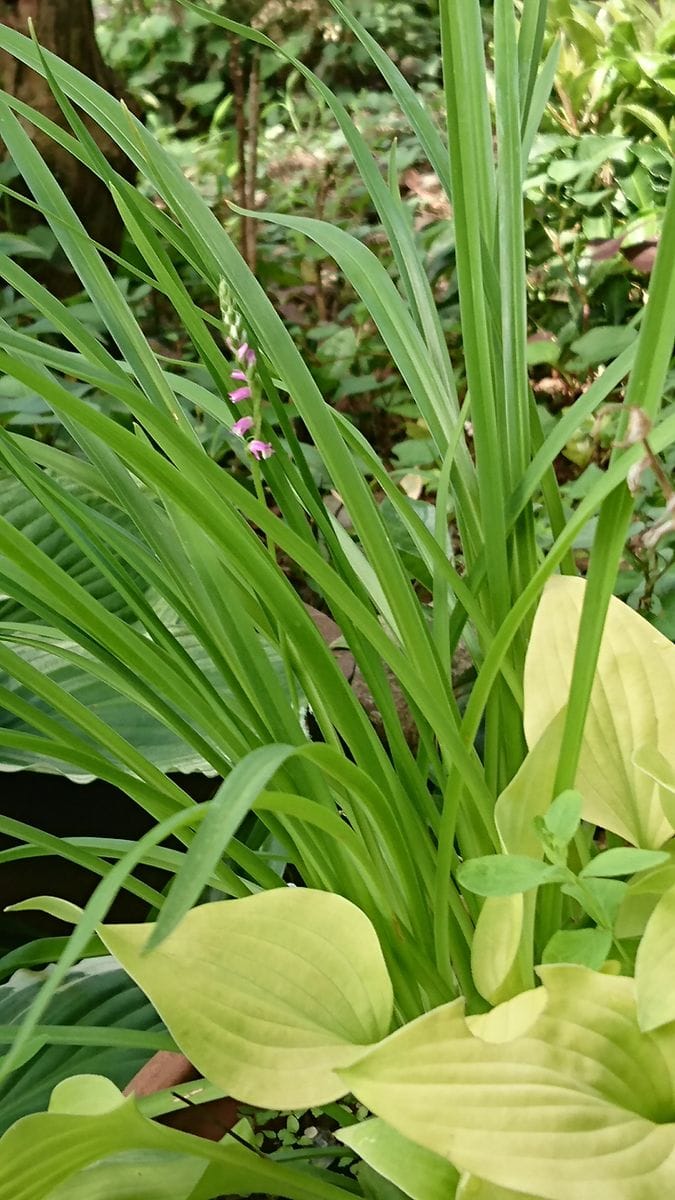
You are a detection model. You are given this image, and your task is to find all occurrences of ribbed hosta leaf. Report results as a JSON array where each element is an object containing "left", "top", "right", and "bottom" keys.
[
  {"left": 0, "top": 958, "right": 162, "bottom": 1133},
  {"left": 0, "top": 628, "right": 222, "bottom": 779},
  {"left": 99, "top": 888, "right": 393, "bottom": 1109},
  {"left": 343, "top": 965, "right": 675, "bottom": 1200},
  {"left": 0, "top": 624, "right": 291, "bottom": 779},
  {"left": 0, "top": 476, "right": 142, "bottom": 625},
  {"left": 525, "top": 576, "right": 675, "bottom": 848}
]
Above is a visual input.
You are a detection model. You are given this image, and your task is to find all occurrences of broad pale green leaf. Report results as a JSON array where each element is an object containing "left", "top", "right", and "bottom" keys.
[
  {"left": 525, "top": 577, "right": 675, "bottom": 848},
  {"left": 338, "top": 1118, "right": 458, "bottom": 1200},
  {"left": 49, "top": 1074, "right": 127, "bottom": 1114},
  {"left": 0, "top": 957, "right": 162, "bottom": 1134},
  {"left": 99, "top": 888, "right": 393, "bottom": 1108},
  {"left": 458, "top": 856, "right": 562, "bottom": 897},
  {"left": 342, "top": 965, "right": 675, "bottom": 1200},
  {"left": 615, "top": 858, "right": 675, "bottom": 939},
  {"left": 635, "top": 885, "right": 675, "bottom": 1031}
]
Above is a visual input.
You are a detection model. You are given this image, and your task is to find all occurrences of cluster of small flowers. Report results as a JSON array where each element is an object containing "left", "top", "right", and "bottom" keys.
[{"left": 219, "top": 281, "right": 273, "bottom": 462}]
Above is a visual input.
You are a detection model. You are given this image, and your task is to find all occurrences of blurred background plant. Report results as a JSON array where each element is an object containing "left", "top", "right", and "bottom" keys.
[{"left": 0, "top": 0, "right": 672, "bottom": 634}]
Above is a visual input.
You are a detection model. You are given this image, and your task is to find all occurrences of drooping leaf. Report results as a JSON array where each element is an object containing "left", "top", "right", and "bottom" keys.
[
  {"left": 99, "top": 888, "right": 393, "bottom": 1109},
  {"left": 343, "top": 966, "right": 675, "bottom": 1200},
  {"left": 525, "top": 577, "right": 675, "bottom": 848},
  {"left": 338, "top": 1118, "right": 458, "bottom": 1200}
]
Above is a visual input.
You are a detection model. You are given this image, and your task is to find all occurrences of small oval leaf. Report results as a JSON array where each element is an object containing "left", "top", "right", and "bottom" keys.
[
  {"left": 458, "top": 856, "right": 561, "bottom": 897},
  {"left": 581, "top": 849, "right": 670, "bottom": 879}
]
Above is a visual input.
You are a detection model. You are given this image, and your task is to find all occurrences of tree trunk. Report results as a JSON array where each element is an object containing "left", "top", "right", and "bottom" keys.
[{"left": 0, "top": 0, "right": 136, "bottom": 266}]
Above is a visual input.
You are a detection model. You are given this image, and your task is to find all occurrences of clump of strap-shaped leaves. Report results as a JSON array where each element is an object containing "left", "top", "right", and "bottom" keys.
[
  {"left": 4, "top": 578, "right": 675, "bottom": 1200},
  {"left": 0, "top": 0, "right": 673, "bottom": 1195}
]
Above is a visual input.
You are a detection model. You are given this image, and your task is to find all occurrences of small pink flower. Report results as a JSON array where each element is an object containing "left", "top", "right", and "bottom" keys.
[
  {"left": 235, "top": 342, "right": 250, "bottom": 362},
  {"left": 245, "top": 348, "right": 256, "bottom": 367},
  {"left": 249, "top": 439, "right": 274, "bottom": 461},
  {"left": 229, "top": 386, "right": 251, "bottom": 403},
  {"left": 232, "top": 416, "right": 254, "bottom": 437},
  {"left": 231, "top": 369, "right": 247, "bottom": 381}
]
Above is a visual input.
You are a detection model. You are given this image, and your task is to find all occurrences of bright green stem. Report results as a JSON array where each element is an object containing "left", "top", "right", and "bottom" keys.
[{"left": 554, "top": 170, "right": 675, "bottom": 795}]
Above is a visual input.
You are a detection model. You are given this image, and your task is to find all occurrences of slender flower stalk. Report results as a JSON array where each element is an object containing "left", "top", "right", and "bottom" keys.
[{"left": 220, "top": 278, "right": 274, "bottom": 464}]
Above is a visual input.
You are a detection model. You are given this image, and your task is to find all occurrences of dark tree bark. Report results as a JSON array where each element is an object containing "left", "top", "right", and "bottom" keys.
[{"left": 0, "top": 0, "right": 137, "bottom": 261}]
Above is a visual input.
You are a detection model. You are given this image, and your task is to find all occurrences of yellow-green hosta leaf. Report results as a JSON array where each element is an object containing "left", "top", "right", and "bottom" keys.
[
  {"left": 471, "top": 893, "right": 527, "bottom": 1005},
  {"left": 636, "top": 884, "right": 675, "bottom": 1031},
  {"left": 457, "top": 1175, "right": 544, "bottom": 1199},
  {"left": 342, "top": 966, "right": 675, "bottom": 1200},
  {"left": 338, "top": 1118, "right": 459, "bottom": 1200},
  {"left": 471, "top": 719, "right": 562, "bottom": 1003},
  {"left": 633, "top": 746, "right": 675, "bottom": 829},
  {"left": 525, "top": 576, "right": 675, "bottom": 848},
  {"left": 99, "top": 888, "right": 393, "bottom": 1109}
]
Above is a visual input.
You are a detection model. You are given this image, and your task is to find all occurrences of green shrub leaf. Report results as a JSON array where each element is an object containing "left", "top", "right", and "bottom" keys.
[
  {"left": 458, "top": 855, "right": 563, "bottom": 897},
  {"left": 580, "top": 849, "right": 670, "bottom": 879},
  {"left": 541, "top": 927, "right": 612, "bottom": 968}
]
